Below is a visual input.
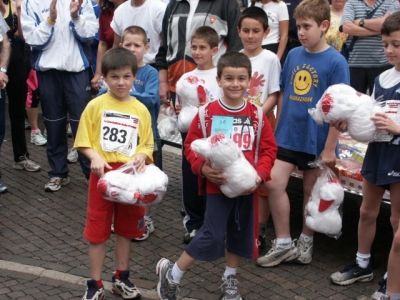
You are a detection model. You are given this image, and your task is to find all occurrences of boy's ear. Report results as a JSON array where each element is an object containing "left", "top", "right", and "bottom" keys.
[
  {"left": 320, "top": 20, "right": 330, "bottom": 33},
  {"left": 211, "top": 46, "right": 218, "bottom": 57},
  {"left": 216, "top": 75, "right": 222, "bottom": 87},
  {"left": 144, "top": 43, "right": 150, "bottom": 54},
  {"left": 263, "top": 28, "right": 270, "bottom": 38}
]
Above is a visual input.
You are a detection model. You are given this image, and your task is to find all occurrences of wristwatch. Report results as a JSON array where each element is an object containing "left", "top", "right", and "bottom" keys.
[
  {"left": 0, "top": 67, "right": 7, "bottom": 73},
  {"left": 359, "top": 18, "right": 365, "bottom": 27}
]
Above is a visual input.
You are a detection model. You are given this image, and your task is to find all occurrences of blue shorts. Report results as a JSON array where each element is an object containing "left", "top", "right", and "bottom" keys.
[{"left": 186, "top": 193, "right": 256, "bottom": 261}]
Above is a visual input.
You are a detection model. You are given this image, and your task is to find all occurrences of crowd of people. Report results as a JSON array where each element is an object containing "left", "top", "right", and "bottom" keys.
[{"left": 0, "top": 0, "right": 399, "bottom": 299}]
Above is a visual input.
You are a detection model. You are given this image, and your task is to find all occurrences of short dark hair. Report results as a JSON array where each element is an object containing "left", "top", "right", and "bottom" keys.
[
  {"left": 381, "top": 11, "right": 400, "bottom": 36},
  {"left": 121, "top": 25, "right": 148, "bottom": 46},
  {"left": 191, "top": 26, "right": 219, "bottom": 48},
  {"left": 217, "top": 51, "right": 252, "bottom": 78},
  {"left": 238, "top": 6, "right": 269, "bottom": 31},
  {"left": 101, "top": 48, "right": 138, "bottom": 77},
  {"left": 294, "top": 0, "right": 330, "bottom": 26}
]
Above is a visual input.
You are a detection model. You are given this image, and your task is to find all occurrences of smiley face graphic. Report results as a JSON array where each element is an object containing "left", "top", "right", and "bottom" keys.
[{"left": 294, "top": 70, "right": 312, "bottom": 95}]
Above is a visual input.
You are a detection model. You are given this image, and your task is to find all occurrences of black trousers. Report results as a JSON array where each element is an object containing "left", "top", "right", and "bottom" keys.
[{"left": 350, "top": 65, "right": 392, "bottom": 95}]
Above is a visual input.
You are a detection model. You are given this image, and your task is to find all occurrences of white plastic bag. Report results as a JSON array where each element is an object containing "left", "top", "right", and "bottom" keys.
[
  {"left": 97, "top": 162, "right": 168, "bottom": 206},
  {"left": 305, "top": 161, "right": 344, "bottom": 239}
]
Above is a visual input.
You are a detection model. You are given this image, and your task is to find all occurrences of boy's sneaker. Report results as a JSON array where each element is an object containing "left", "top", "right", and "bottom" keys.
[
  {"left": 133, "top": 217, "right": 155, "bottom": 241},
  {"left": 330, "top": 260, "right": 373, "bottom": 285},
  {"left": 112, "top": 270, "right": 141, "bottom": 299},
  {"left": 156, "top": 258, "right": 179, "bottom": 300},
  {"left": 220, "top": 275, "right": 242, "bottom": 300},
  {"left": 13, "top": 156, "right": 41, "bottom": 172},
  {"left": 30, "top": 130, "right": 47, "bottom": 146},
  {"left": 82, "top": 279, "right": 105, "bottom": 300},
  {"left": 45, "top": 177, "right": 70, "bottom": 192},
  {"left": 258, "top": 224, "right": 268, "bottom": 255},
  {"left": 67, "top": 148, "right": 79, "bottom": 163},
  {"left": 256, "top": 239, "right": 299, "bottom": 267},
  {"left": 183, "top": 229, "right": 197, "bottom": 244},
  {"left": 0, "top": 179, "right": 8, "bottom": 193},
  {"left": 293, "top": 236, "right": 313, "bottom": 264},
  {"left": 371, "top": 277, "right": 387, "bottom": 300},
  {"left": 67, "top": 123, "right": 73, "bottom": 137}
]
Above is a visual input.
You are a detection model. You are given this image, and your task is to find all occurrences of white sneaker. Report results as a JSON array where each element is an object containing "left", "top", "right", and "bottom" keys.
[
  {"left": 256, "top": 239, "right": 299, "bottom": 267},
  {"left": 67, "top": 148, "right": 78, "bottom": 163},
  {"left": 133, "top": 218, "right": 155, "bottom": 241},
  {"left": 294, "top": 236, "right": 313, "bottom": 264},
  {"left": 30, "top": 130, "right": 47, "bottom": 146}
]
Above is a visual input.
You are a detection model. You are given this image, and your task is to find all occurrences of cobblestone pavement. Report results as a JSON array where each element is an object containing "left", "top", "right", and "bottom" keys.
[{"left": 0, "top": 121, "right": 393, "bottom": 300}]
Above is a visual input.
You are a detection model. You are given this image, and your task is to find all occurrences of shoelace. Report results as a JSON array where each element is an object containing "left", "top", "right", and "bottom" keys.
[{"left": 219, "top": 276, "right": 238, "bottom": 293}]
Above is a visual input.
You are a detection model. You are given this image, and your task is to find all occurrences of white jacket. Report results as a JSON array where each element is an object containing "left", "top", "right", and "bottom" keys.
[{"left": 21, "top": 0, "right": 98, "bottom": 72}]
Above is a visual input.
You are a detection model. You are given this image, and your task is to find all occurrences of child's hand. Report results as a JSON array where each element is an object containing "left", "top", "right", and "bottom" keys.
[
  {"left": 242, "top": 176, "right": 262, "bottom": 196},
  {"left": 371, "top": 113, "right": 400, "bottom": 135},
  {"left": 330, "top": 119, "right": 348, "bottom": 132},
  {"left": 90, "top": 155, "right": 112, "bottom": 177},
  {"left": 49, "top": 0, "right": 57, "bottom": 22},
  {"left": 201, "top": 163, "right": 225, "bottom": 185},
  {"left": 70, "top": 0, "right": 83, "bottom": 18},
  {"left": 175, "top": 104, "right": 182, "bottom": 116},
  {"left": 132, "top": 154, "right": 147, "bottom": 173},
  {"left": 319, "top": 149, "right": 336, "bottom": 169}
]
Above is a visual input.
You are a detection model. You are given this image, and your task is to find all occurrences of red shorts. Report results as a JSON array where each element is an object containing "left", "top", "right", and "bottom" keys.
[{"left": 83, "top": 163, "right": 145, "bottom": 243}]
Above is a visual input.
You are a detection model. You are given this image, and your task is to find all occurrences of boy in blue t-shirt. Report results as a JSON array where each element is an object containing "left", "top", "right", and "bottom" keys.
[
  {"left": 120, "top": 26, "right": 161, "bottom": 241},
  {"left": 256, "top": 0, "right": 350, "bottom": 268}
]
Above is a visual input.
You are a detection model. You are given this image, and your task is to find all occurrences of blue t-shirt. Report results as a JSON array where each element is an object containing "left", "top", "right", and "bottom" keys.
[{"left": 275, "top": 46, "right": 350, "bottom": 156}]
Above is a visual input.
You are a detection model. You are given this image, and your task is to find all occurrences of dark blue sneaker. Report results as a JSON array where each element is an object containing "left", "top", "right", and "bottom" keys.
[
  {"left": 330, "top": 260, "right": 373, "bottom": 285},
  {"left": 112, "top": 270, "right": 141, "bottom": 299},
  {"left": 82, "top": 280, "right": 105, "bottom": 300},
  {"left": 0, "top": 180, "right": 8, "bottom": 193},
  {"left": 371, "top": 276, "right": 387, "bottom": 300}
]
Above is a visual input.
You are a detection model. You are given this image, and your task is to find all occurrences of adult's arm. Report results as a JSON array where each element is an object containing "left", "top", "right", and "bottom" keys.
[
  {"left": 91, "top": 40, "right": 109, "bottom": 88},
  {"left": 225, "top": 0, "right": 243, "bottom": 51}
]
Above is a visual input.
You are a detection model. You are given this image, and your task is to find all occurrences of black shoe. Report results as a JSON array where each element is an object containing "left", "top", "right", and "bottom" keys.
[{"left": 183, "top": 229, "right": 197, "bottom": 244}]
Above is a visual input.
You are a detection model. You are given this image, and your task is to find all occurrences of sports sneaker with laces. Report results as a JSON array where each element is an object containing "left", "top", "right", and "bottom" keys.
[
  {"left": 112, "top": 270, "right": 141, "bottom": 299},
  {"left": 13, "top": 156, "right": 41, "bottom": 172},
  {"left": 67, "top": 148, "right": 79, "bottom": 163},
  {"left": 183, "top": 229, "right": 197, "bottom": 244},
  {"left": 220, "top": 275, "right": 242, "bottom": 300},
  {"left": 293, "top": 236, "right": 313, "bottom": 264},
  {"left": 133, "top": 217, "right": 155, "bottom": 241},
  {"left": 45, "top": 177, "right": 70, "bottom": 192},
  {"left": 256, "top": 239, "right": 299, "bottom": 267},
  {"left": 82, "top": 279, "right": 105, "bottom": 300},
  {"left": 371, "top": 277, "right": 387, "bottom": 300},
  {"left": 156, "top": 258, "right": 179, "bottom": 300},
  {"left": 30, "top": 130, "right": 47, "bottom": 146},
  {"left": 330, "top": 260, "right": 373, "bottom": 285}
]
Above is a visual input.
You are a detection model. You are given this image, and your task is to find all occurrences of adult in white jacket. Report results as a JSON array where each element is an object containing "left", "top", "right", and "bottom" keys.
[{"left": 21, "top": 0, "right": 98, "bottom": 192}]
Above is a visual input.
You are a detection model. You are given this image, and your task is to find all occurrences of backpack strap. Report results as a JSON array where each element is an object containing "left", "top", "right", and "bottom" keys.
[
  {"left": 198, "top": 102, "right": 211, "bottom": 138},
  {"left": 254, "top": 104, "right": 263, "bottom": 164}
]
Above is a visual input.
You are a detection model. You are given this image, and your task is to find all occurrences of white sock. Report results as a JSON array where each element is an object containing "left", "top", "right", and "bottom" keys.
[
  {"left": 276, "top": 238, "right": 292, "bottom": 248},
  {"left": 386, "top": 291, "right": 400, "bottom": 300},
  {"left": 356, "top": 252, "right": 371, "bottom": 269},
  {"left": 299, "top": 233, "right": 313, "bottom": 242},
  {"left": 223, "top": 266, "right": 237, "bottom": 280},
  {"left": 171, "top": 263, "right": 184, "bottom": 284}
]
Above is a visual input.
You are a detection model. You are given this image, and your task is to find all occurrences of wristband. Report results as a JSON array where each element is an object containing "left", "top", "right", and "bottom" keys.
[
  {"left": 47, "top": 17, "right": 56, "bottom": 25},
  {"left": 0, "top": 67, "right": 7, "bottom": 73}
]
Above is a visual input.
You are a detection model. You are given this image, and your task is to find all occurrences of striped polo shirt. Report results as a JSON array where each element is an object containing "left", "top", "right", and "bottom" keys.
[{"left": 341, "top": 0, "right": 400, "bottom": 68}]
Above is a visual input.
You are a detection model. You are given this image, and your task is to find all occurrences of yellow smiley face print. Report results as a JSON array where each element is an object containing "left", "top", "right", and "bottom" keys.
[{"left": 294, "top": 70, "right": 312, "bottom": 95}]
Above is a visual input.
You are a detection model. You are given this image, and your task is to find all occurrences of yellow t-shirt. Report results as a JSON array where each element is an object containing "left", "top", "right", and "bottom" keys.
[
  {"left": 74, "top": 93, "right": 154, "bottom": 164},
  {"left": 325, "top": 12, "right": 348, "bottom": 52}
]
